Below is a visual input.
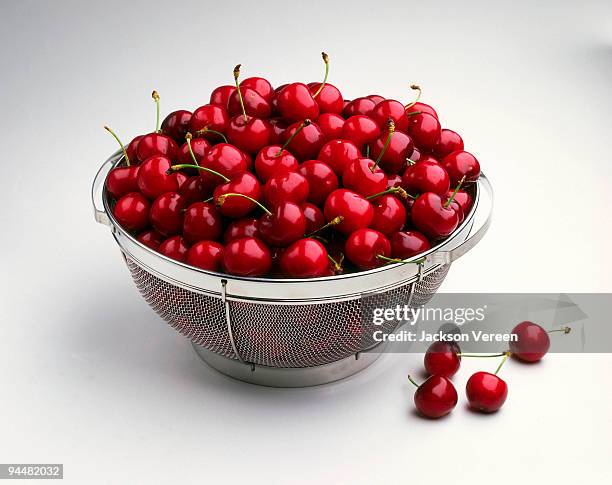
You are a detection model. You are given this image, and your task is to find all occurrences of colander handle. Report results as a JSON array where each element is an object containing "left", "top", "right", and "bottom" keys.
[{"left": 91, "top": 151, "right": 121, "bottom": 226}]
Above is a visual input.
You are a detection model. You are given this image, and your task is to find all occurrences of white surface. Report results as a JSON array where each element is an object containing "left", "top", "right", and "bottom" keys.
[{"left": 1, "top": 0, "right": 611, "bottom": 483}]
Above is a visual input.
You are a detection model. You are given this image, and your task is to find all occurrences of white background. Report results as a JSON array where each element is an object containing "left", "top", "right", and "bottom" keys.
[{"left": 1, "top": 0, "right": 611, "bottom": 483}]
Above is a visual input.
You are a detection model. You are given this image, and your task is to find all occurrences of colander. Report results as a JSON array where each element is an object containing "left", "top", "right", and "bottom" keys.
[{"left": 92, "top": 150, "right": 493, "bottom": 387}]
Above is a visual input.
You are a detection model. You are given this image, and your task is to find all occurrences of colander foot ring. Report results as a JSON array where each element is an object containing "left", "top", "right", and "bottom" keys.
[{"left": 191, "top": 343, "right": 386, "bottom": 388}]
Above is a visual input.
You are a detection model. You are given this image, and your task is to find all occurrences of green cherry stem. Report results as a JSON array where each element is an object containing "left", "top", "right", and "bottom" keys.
[
  {"left": 276, "top": 119, "right": 311, "bottom": 156},
  {"left": 185, "top": 133, "right": 200, "bottom": 166},
  {"left": 312, "top": 52, "right": 330, "bottom": 98},
  {"left": 407, "top": 375, "right": 420, "bottom": 388},
  {"left": 152, "top": 90, "right": 161, "bottom": 133},
  {"left": 443, "top": 175, "right": 466, "bottom": 208},
  {"left": 104, "top": 125, "right": 130, "bottom": 166},
  {"left": 404, "top": 84, "right": 422, "bottom": 110},
  {"left": 305, "top": 216, "right": 343, "bottom": 237},
  {"left": 233, "top": 64, "right": 248, "bottom": 123},
  {"left": 365, "top": 144, "right": 370, "bottom": 158},
  {"left": 216, "top": 193, "right": 271, "bottom": 215},
  {"left": 494, "top": 351, "right": 512, "bottom": 375},
  {"left": 366, "top": 186, "right": 408, "bottom": 200},
  {"left": 548, "top": 327, "right": 572, "bottom": 334},
  {"left": 193, "top": 127, "right": 228, "bottom": 143},
  {"left": 371, "top": 119, "right": 395, "bottom": 172},
  {"left": 327, "top": 253, "right": 343, "bottom": 273},
  {"left": 377, "top": 254, "right": 426, "bottom": 265},
  {"left": 166, "top": 164, "right": 230, "bottom": 183}
]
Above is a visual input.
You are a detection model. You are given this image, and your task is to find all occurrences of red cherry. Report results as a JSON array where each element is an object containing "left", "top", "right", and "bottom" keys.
[
  {"left": 263, "top": 171, "right": 309, "bottom": 207},
  {"left": 345, "top": 228, "right": 391, "bottom": 269},
  {"left": 367, "top": 94, "right": 385, "bottom": 104},
  {"left": 186, "top": 241, "right": 224, "bottom": 271},
  {"left": 406, "top": 102, "right": 438, "bottom": 119},
  {"left": 324, "top": 189, "right": 374, "bottom": 235},
  {"left": 259, "top": 201, "right": 306, "bottom": 247},
  {"left": 106, "top": 166, "right": 139, "bottom": 199},
  {"left": 371, "top": 99, "right": 409, "bottom": 132},
  {"left": 189, "top": 104, "right": 230, "bottom": 141},
  {"left": 342, "top": 115, "right": 381, "bottom": 149},
  {"left": 150, "top": 192, "right": 186, "bottom": 236},
  {"left": 201, "top": 143, "right": 248, "bottom": 185},
  {"left": 410, "top": 146, "right": 422, "bottom": 162},
  {"left": 282, "top": 120, "right": 325, "bottom": 161},
  {"left": 161, "top": 110, "right": 192, "bottom": 143},
  {"left": 237, "top": 77, "right": 273, "bottom": 102},
  {"left": 343, "top": 158, "right": 388, "bottom": 197},
  {"left": 228, "top": 86, "right": 272, "bottom": 119},
  {"left": 390, "top": 230, "right": 431, "bottom": 259},
  {"left": 411, "top": 192, "right": 460, "bottom": 238},
  {"left": 136, "top": 133, "right": 179, "bottom": 162},
  {"left": 387, "top": 173, "right": 402, "bottom": 188},
  {"left": 298, "top": 159, "right": 339, "bottom": 205},
  {"left": 179, "top": 175, "right": 212, "bottom": 204},
  {"left": 137, "top": 156, "right": 179, "bottom": 199},
  {"left": 370, "top": 130, "right": 414, "bottom": 174},
  {"left": 280, "top": 238, "right": 329, "bottom": 278},
  {"left": 441, "top": 150, "right": 481, "bottom": 185},
  {"left": 223, "top": 217, "right": 260, "bottom": 243},
  {"left": 209, "top": 85, "right": 236, "bottom": 108},
  {"left": 370, "top": 194, "right": 407, "bottom": 235},
  {"left": 407, "top": 112, "right": 441, "bottom": 152},
  {"left": 268, "top": 118, "right": 288, "bottom": 145},
  {"left": 254, "top": 145, "right": 298, "bottom": 182},
  {"left": 308, "top": 82, "right": 343, "bottom": 114},
  {"left": 466, "top": 372, "right": 508, "bottom": 413},
  {"left": 158, "top": 235, "right": 189, "bottom": 262},
  {"left": 409, "top": 375, "right": 458, "bottom": 419},
  {"left": 137, "top": 229, "right": 163, "bottom": 250},
  {"left": 171, "top": 171, "right": 189, "bottom": 190},
  {"left": 343, "top": 97, "right": 376, "bottom": 117},
  {"left": 509, "top": 321, "right": 551, "bottom": 362},
  {"left": 448, "top": 190, "right": 473, "bottom": 216},
  {"left": 276, "top": 82, "right": 319, "bottom": 122},
  {"left": 113, "top": 192, "right": 150, "bottom": 232},
  {"left": 317, "top": 139, "right": 361, "bottom": 176},
  {"left": 183, "top": 201, "right": 223, "bottom": 243},
  {"left": 178, "top": 137, "right": 211, "bottom": 165},
  {"left": 317, "top": 113, "right": 345, "bottom": 141},
  {"left": 126, "top": 135, "right": 143, "bottom": 162},
  {"left": 213, "top": 172, "right": 262, "bottom": 218},
  {"left": 223, "top": 237, "right": 271, "bottom": 276},
  {"left": 402, "top": 160, "right": 450, "bottom": 195},
  {"left": 226, "top": 115, "right": 271, "bottom": 154},
  {"left": 424, "top": 342, "right": 461, "bottom": 378},
  {"left": 302, "top": 202, "right": 325, "bottom": 234},
  {"left": 434, "top": 129, "right": 464, "bottom": 159}
]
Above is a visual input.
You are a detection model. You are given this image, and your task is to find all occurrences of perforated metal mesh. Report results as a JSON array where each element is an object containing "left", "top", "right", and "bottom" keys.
[{"left": 125, "top": 258, "right": 450, "bottom": 368}]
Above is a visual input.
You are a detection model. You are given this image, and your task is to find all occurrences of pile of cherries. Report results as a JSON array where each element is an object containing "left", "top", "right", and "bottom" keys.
[
  {"left": 408, "top": 321, "right": 571, "bottom": 418},
  {"left": 104, "top": 53, "right": 481, "bottom": 278}
]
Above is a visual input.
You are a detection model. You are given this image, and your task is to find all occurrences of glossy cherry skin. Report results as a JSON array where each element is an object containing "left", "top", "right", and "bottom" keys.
[
  {"left": 158, "top": 236, "right": 189, "bottom": 262},
  {"left": 402, "top": 160, "right": 450, "bottom": 195},
  {"left": 413, "top": 375, "right": 458, "bottom": 419},
  {"left": 226, "top": 115, "right": 271, "bottom": 154},
  {"left": 342, "top": 115, "right": 381, "bottom": 149},
  {"left": 343, "top": 97, "right": 376, "bottom": 117},
  {"left": 182, "top": 201, "right": 223, "bottom": 243},
  {"left": 367, "top": 94, "right": 385, "bottom": 104},
  {"left": 161, "top": 110, "right": 192, "bottom": 143},
  {"left": 387, "top": 174, "right": 402, "bottom": 188},
  {"left": 407, "top": 113, "right": 441, "bottom": 152},
  {"left": 280, "top": 238, "right": 329, "bottom": 278},
  {"left": 466, "top": 372, "right": 508, "bottom": 413},
  {"left": 370, "top": 130, "right": 414, "bottom": 174},
  {"left": 317, "top": 139, "right": 361, "bottom": 177},
  {"left": 449, "top": 190, "right": 473, "bottom": 216},
  {"left": 254, "top": 146, "right": 298, "bottom": 182},
  {"left": 178, "top": 137, "right": 211, "bottom": 165},
  {"left": 302, "top": 202, "right": 325, "bottom": 234},
  {"left": 276, "top": 83, "right": 319, "bottom": 122},
  {"left": 298, "top": 159, "right": 339, "bottom": 205},
  {"left": 189, "top": 104, "right": 230, "bottom": 141},
  {"left": 186, "top": 241, "right": 224, "bottom": 271},
  {"left": 179, "top": 175, "right": 212, "bottom": 203},
  {"left": 259, "top": 201, "right": 306, "bottom": 247},
  {"left": 241, "top": 77, "right": 274, "bottom": 102},
  {"left": 137, "top": 229, "right": 163, "bottom": 250},
  {"left": 268, "top": 118, "right": 288, "bottom": 145},
  {"left": 201, "top": 143, "right": 248, "bottom": 186},
  {"left": 113, "top": 192, "right": 150, "bottom": 232},
  {"left": 223, "top": 237, "right": 272, "bottom": 276},
  {"left": 324, "top": 189, "right": 374, "bottom": 235},
  {"left": 137, "top": 156, "right": 178, "bottom": 199},
  {"left": 509, "top": 321, "right": 550, "bottom": 362},
  {"left": 441, "top": 150, "right": 481, "bottom": 185},
  {"left": 424, "top": 342, "right": 461, "bottom": 378},
  {"left": 281, "top": 121, "right": 325, "bottom": 161},
  {"left": 228, "top": 87, "right": 272, "bottom": 119},
  {"left": 171, "top": 171, "right": 189, "bottom": 190},
  {"left": 406, "top": 102, "right": 438, "bottom": 119},
  {"left": 213, "top": 172, "right": 262, "bottom": 218},
  {"left": 317, "top": 113, "right": 345, "bottom": 141},
  {"left": 150, "top": 192, "right": 186, "bottom": 236},
  {"left": 410, "top": 146, "right": 422, "bottom": 162},
  {"left": 209, "top": 85, "right": 236, "bottom": 108},
  {"left": 345, "top": 228, "right": 391, "bottom": 269},
  {"left": 223, "top": 217, "right": 260, "bottom": 243},
  {"left": 371, "top": 99, "right": 409, "bottom": 132},
  {"left": 434, "top": 129, "right": 464, "bottom": 159},
  {"left": 411, "top": 192, "right": 459, "bottom": 238},
  {"left": 343, "top": 158, "right": 387, "bottom": 197},
  {"left": 308, "top": 82, "right": 344, "bottom": 114},
  {"left": 263, "top": 171, "right": 309, "bottom": 207},
  {"left": 136, "top": 133, "right": 179, "bottom": 162},
  {"left": 370, "top": 195, "right": 407, "bottom": 235},
  {"left": 390, "top": 230, "right": 431, "bottom": 259},
  {"left": 126, "top": 135, "right": 143, "bottom": 162},
  {"left": 106, "top": 166, "right": 139, "bottom": 199}
]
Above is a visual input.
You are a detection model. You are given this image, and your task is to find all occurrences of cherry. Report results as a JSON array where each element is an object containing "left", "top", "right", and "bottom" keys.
[
  {"left": 113, "top": 192, "right": 150, "bottom": 232},
  {"left": 370, "top": 194, "right": 407, "bottom": 235},
  {"left": 254, "top": 145, "right": 298, "bottom": 182},
  {"left": 178, "top": 136, "right": 211, "bottom": 165},
  {"left": 424, "top": 342, "right": 461, "bottom": 378},
  {"left": 407, "top": 112, "right": 441, "bottom": 152},
  {"left": 323, "top": 189, "right": 374, "bottom": 235},
  {"left": 228, "top": 86, "right": 272, "bottom": 118},
  {"left": 276, "top": 83, "right": 319, "bottom": 122},
  {"left": 466, "top": 370, "right": 508, "bottom": 413},
  {"left": 137, "top": 132, "right": 179, "bottom": 162},
  {"left": 302, "top": 202, "right": 325, "bottom": 234},
  {"left": 268, "top": 118, "right": 288, "bottom": 145},
  {"left": 448, "top": 190, "right": 473, "bottom": 216},
  {"left": 341, "top": 115, "right": 381, "bottom": 150},
  {"left": 161, "top": 109, "right": 192, "bottom": 143},
  {"left": 402, "top": 159, "right": 450, "bottom": 195},
  {"left": 281, "top": 119, "right": 325, "bottom": 161},
  {"left": 263, "top": 171, "right": 309, "bottom": 207},
  {"left": 367, "top": 94, "right": 385, "bottom": 104},
  {"left": 441, "top": 150, "right": 481, "bottom": 185},
  {"left": 241, "top": 76, "right": 274, "bottom": 102},
  {"left": 186, "top": 240, "right": 224, "bottom": 271},
  {"left": 317, "top": 139, "right": 361, "bottom": 176},
  {"left": 309, "top": 82, "right": 343, "bottom": 114},
  {"left": 213, "top": 173, "right": 262, "bottom": 218},
  {"left": 209, "top": 85, "right": 236, "bottom": 108},
  {"left": 371, "top": 99, "right": 409, "bottom": 132},
  {"left": 410, "top": 146, "right": 422, "bottom": 162},
  {"left": 390, "top": 230, "right": 431, "bottom": 259},
  {"left": 509, "top": 321, "right": 570, "bottom": 362},
  {"left": 343, "top": 158, "right": 387, "bottom": 197},
  {"left": 259, "top": 201, "right": 307, "bottom": 247},
  {"left": 370, "top": 126, "right": 414, "bottom": 175},
  {"left": 201, "top": 143, "right": 249, "bottom": 185},
  {"left": 406, "top": 102, "right": 438, "bottom": 119},
  {"left": 343, "top": 97, "right": 376, "bottom": 117},
  {"left": 223, "top": 217, "right": 260, "bottom": 243},
  {"left": 137, "top": 156, "right": 178, "bottom": 199},
  {"left": 226, "top": 114, "right": 271, "bottom": 154},
  {"left": 126, "top": 135, "right": 143, "bottom": 163},
  {"left": 411, "top": 192, "right": 460, "bottom": 238},
  {"left": 172, "top": 171, "right": 189, "bottom": 189},
  {"left": 103, "top": 126, "right": 139, "bottom": 199},
  {"left": 408, "top": 374, "right": 458, "bottom": 419},
  {"left": 158, "top": 235, "right": 189, "bottom": 262},
  {"left": 387, "top": 174, "right": 402, "bottom": 188},
  {"left": 345, "top": 228, "right": 391, "bottom": 269},
  {"left": 280, "top": 238, "right": 329, "bottom": 278},
  {"left": 317, "top": 113, "right": 345, "bottom": 141},
  {"left": 223, "top": 237, "right": 272, "bottom": 276},
  {"left": 298, "top": 159, "right": 339, "bottom": 205},
  {"left": 433, "top": 129, "right": 464, "bottom": 159},
  {"left": 150, "top": 192, "right": 187, "bottom": 236},
  {"left": 137, "top": 229, "right": 163, "bottom": 250},
  {"left": 189, "top": 104, "right": 230, "bottom": 142},
  {"left": 183, "top": 201, "right": 223, "bottom": 243}
]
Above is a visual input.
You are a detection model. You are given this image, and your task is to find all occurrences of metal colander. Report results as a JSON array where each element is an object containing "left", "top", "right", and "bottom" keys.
[{"left": 92, "top": 150, "right": 493, "bottom": 387}]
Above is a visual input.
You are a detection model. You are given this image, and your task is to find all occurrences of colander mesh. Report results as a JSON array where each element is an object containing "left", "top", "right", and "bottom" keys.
[{"left": 125, "top": 258, "right": 450, "bottom": 368}]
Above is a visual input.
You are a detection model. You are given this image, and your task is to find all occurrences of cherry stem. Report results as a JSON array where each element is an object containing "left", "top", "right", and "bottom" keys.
[
  {"left": 406, "top": 158, "right": 416, "bottom": 166},
  {"left": 152, "top": 90, "right": 161, "bottom": 133},
  {"left": 548, "top": 327, "right": 571, "bottom": 334},
  {"left": 276, "top": 119, "right": 311, "bottom": 156},
  {"left": 166, "top": 164, "right": 230, "bottom": 183},
  {"left": 327, "top": 253, "right": 343, "bottom": 272},
  {"left": 193, "top": 127, "right": 228, "bottom": 143},
  {"left": 366, "top": 186, "right": 408, "bottom": 200},
  {"left": 371, "top": 119, "right": 395, "bottom": 172},
  {"left": 216, "top": 193, "right": 271, "bottom": 215},
  {"left": 185, "top": 133, "right": 200, "bottom": 166},
  {"left": 406, "top": 110, "right": 422, "bottom": 117},
  {"left": 458, "top": 353, "right": 507, "bottom": 358},
  {"left": 377, "top": 254, "right": 426, "bottom": 265},
  {"left": 233, "top": 64, "right": 248, "bottom": 123},
  {"left": 312, "top": 52, "right": 330, "bottom": 98},
  {"left": 305, "top": 216, "right": 343, "bottom": 237},
  {"left": 407, "top": 375, "right": 420, "bottom": 388},
  {"left": 494, "top": 351, "right": 511, "bottom": 375},
  {"left": 443, "top": 176, "right": 466, "bottom": 208},
  {"left": 104, "top": 125, "right": 130, "bottom": 166},
  {"left": 404, "top": 84, "right": 422, "bottom": 110}
]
